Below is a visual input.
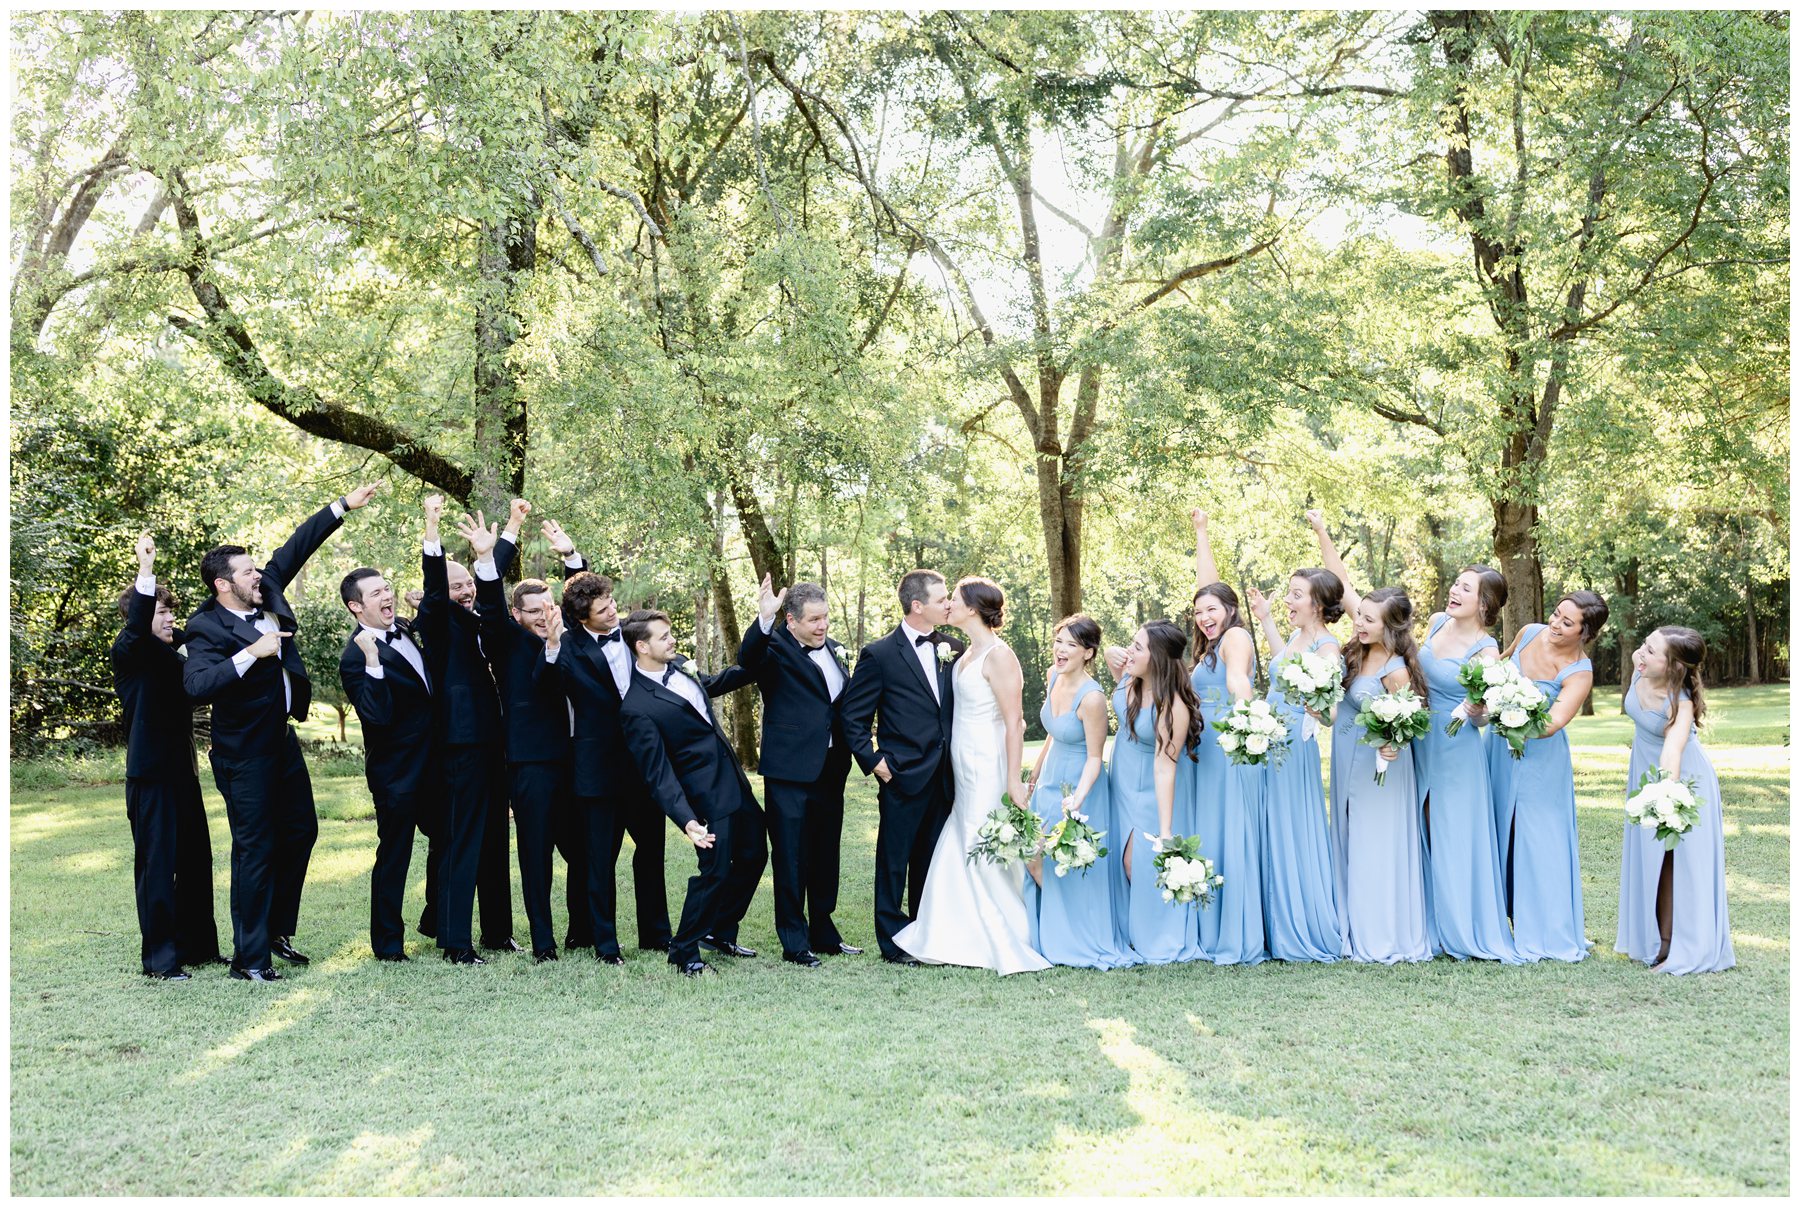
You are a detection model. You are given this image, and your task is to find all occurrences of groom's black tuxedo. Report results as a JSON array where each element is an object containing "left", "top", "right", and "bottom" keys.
[
  {"left": 839, "top": 622, "right": 964, "bottom": 959},
  {"left": 736, "top": 618, "right": 853, "bottom": 955},
  {"left": 619, "top": 658, "right": 766, "bottom": 966}
]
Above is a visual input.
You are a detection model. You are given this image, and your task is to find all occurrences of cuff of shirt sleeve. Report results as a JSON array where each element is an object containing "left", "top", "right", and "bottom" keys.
[
  {"left": 544, "top": 646, "right": 561, "bottom": 664},
  {"left": 474, "top": 557, "right": 499, "bottom": 582},
  {"left": 422, "top": 540, "right": 443, "bottom": 556},
  {"left": 331, "top": 499, "right": 346, "bottom": 519},
  {"left": 232, "top": 650, "right": 256, "bottom": 676},
  {"left": 564, "top": 553, "right": 583, "bottom": 569},
  {"left": 135, "top": 573, "right": 157, "bottom": 597},
  {"left": 364, "top": 662, "right": 385, "bottom": 679},
  {"left": 759, "top": 614, "right": 774, "bottom": 634}
]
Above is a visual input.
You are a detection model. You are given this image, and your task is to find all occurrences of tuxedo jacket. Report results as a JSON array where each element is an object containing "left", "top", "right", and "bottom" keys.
[
  {"left": 110, "top": 586, "right": 199, "bottom": 782},
  {"left": 736, "top": 618, "right": 848, "bottom": 784},
  {"left": 339, "top": 618, "right": 435, "bottom": 799},
  {"left": 839, "top": 624, "right": 963, "bottom": 799},
  {"left": 182, "top": 502, "right": 343, "bottom": 765},
  {"left": 554, "top": 623, "right": 638, "bottom": 798},
  {"left": 477, "top": 538, "right": 585, "bottom": 766},
  {"left": 416, "top": 545, "right": 502, "bottom": 748},
  {"left": 618, "top": 660, "right": 758, "bottom": 830}
]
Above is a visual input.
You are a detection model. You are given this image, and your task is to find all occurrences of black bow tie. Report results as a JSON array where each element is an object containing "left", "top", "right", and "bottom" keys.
[
  {"left": 914, "top": 634, "right": 934, "bottom": 647},
  {"left": 245, "top": 608, "right": 265, "bottom": 623},
  {"left": 595, "top": 629, "right": 622, "bottom": 645},
  {"left": 661, "top": 665, "right": 678, "bottom": 684}
]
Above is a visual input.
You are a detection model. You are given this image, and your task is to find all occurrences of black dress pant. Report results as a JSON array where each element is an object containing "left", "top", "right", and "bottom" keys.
[
  {"left": 368, "top": 788, "right": 421, "bottom": 958},
  {"left": 507, "top": 760, "right": 574, "bottom": 953},
  {"left": 208, "top": 727, "right": 319, "bottom": 971},
  {"left": 124, "top": 774, "right": 220, "bottom": 973},
  {"left": 764, "top": 749, "right": 851, "bottom": 955},
  {"left": 670, "top": 803, "right": 769, "bottom": 966},
  {"left": 475, "top": 753, "right": 513, "bottom": 946},
  {"left": 872, "top": 771, "right": 951, "bottom": 959},
  {"left": 435, "top": 743, "right": 496, "bottom": 950},
  {"left": 553, "top": 779, "right": 591, "bottom": 949},
  {"left": 415, "top": 792, "right": 442, "bottom": 939},
  {"left": 576, "top": 785, "right": 672, "bottom": 956}
]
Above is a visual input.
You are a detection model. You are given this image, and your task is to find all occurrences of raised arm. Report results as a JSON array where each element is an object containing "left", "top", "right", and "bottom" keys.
[
  {"left": 1192, "top": 508, "right": 1221, "bottom": 591},
  {"left": 265, "top": 482, "right": 377, "bottom": 589},
  {"left": 417, "top": 495, "right": 449, "bottom": 648},
  {"left": 1246, "top": 586, "right": 1283, "bottom": 653},
  {"left": 1307, "top": 509, "right": 1360, "bottom": 619},
  {"left": 113, "top": 533, "right": 159, "bottom": 664}
]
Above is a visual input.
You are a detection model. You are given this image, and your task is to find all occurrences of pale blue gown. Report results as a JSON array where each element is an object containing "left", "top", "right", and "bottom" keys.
[
  {"left": 1260, "top": 634, "right": 1342, "bottom": 962},
  {"left": 1189, "top": 645, "right": 1267, "bottom": 965},
  {"left": 1109, "top": 678, "right": 1201, "bottom": 964},
  {"left": 1614, "top": 673, "right": 1735, "bottom": 974},
  {"left": 1337, "top": 655, "right": 1431, "bottom": 963},
  {"left": 1024, "top": 673, "right": 1141, "bottom": 969},
  {"left": 1488, "top": 623, "right": 1590, "bottom": 962},
  {"left": 1418, "top": 616, "right": 1519, "bottom": 963}
]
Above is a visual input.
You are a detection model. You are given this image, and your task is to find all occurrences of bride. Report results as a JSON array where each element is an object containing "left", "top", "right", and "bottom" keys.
[{"left": 894, "top": 576, "right": 1050, "bottom": 975}]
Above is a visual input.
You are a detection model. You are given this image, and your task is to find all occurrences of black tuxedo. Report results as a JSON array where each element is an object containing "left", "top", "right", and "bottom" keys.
[
  {"left": 476, "top": 536, "right": 589, "bottom": 953},
  {"left": 554, "top": 621, "right": 671, "bottom": 955},
  {"left": 839, "top": 623, "right": 962, "bottom": 958},
  {"left": 340, "top": 618, "right": 436, "bottom": 957},
  {"left": 110, "top": 582, "right": 219, "bottom": 973},
  {"left": 416, "top": 544, "right": 510, "bottom": 951},
  {"left": 182, "top": 500, "right": 342, "bottom": 971},
  {"left": 737, "top": 618, "right": 853, "bottom": 955},
  {"left": 619, "top": 659, "right": 765, "bottom": 966}
]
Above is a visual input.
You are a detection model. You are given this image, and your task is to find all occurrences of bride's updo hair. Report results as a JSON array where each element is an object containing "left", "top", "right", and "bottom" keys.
[{"left": 955, "top": 576, "right": 1006, "bottom": 630}]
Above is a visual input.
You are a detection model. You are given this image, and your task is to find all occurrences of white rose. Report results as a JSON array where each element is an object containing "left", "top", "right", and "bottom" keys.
[
  {"left": 1482, "top": 663, "right": 1509, "bottom": 684},
  {"left": 1249, "top": 699, "right": 1272, "bottom": 717},
  {"left": 1499, "top": 708, "right": 1527, "bottom": 729},
  {"left": 1075, "top": 840, "right": 1096, "bottom": 862},
  {"left": 1218, "top": 733, "right": 1241, "bottom": 753},
  {"left": 997, "top": 822, "right": 1016, "bottom": 844},
  {"left": 1371, "top": 696, "right": 1402, "bottom": 722},
  {"left": 1161, "top": 888, "right": 1175, "bottom": 902},
  {"left": 1054, "top": 864, "right": 1069, "bottom": 878},
  {"left": 1518, "top": 684, "right": 1546, "bottom": 707},
  {"left": 1245, "top": 734, "right": 1270, "bottom": 755}
]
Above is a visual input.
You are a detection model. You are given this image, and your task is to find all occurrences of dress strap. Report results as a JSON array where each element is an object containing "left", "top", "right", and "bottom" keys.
[
  {"left": 1426, "top": 612, "right": 1448, "bottom": 640},
  {"left": 1559, "top": 656, "right": 1592, "bottom": 681},
  {"left": 1471, "top": 634, "right": 1498, "bottom": 656},
  {"left": 1380, "top": 654, "right": 1407, "bottom": 678}
]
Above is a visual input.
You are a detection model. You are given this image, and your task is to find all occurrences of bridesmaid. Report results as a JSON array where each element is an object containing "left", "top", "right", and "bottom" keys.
[
  {"left": 1108, "top": 620, "right": 1204, "bottom": 965},
  {"left": 1332, "top": 586, "right": 1433, "bottom": 963},
  {"left": 1413, "top": 565, "right": 1520, "bottom": 963},
  {"left": 1022, "top": 616, "right": 1141, "bottom": 969},
  {"left": 1306, "top": 512, "right": 1365, "bottom": 948},
  {"left": 1615, "top": 627, "right": 1735, "bottom": 974},
  {"left": 1248, "top": 559, "right": 1344, "bottom": 962},
  {"left": 1187, "top": 508, "right": 1267, "bottom": 965},
  {"left": 1490, "top": 591, "right": 1606, "bottom": 962}
]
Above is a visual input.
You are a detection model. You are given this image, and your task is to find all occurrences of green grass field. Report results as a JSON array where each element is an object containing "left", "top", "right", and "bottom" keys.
[{"left": 9, "top": 686, "right": 1789, "bottom": 1194}]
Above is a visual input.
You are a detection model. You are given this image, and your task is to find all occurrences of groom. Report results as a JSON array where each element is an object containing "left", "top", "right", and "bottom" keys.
[{"left": 839, "top": 569, "right": 962, "bottom": 965}]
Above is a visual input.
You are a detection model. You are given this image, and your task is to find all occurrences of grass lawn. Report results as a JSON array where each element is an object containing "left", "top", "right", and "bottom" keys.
[{"left": 9, "top": 685, "right": 1789, "bottom": 1194}]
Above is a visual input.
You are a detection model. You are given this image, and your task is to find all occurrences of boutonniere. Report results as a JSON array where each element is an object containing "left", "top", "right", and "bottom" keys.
[
  {"left": 830, "top": 645, "right": 851, "bottom": 670},
  {"left": 676, "top": 660, "right": 700, "bottom": 680},
  {"left": 935, "top": 643, "right": 956, "bottom": 665}
]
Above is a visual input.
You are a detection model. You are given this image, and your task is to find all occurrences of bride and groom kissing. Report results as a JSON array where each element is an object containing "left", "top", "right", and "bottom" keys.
[{"left": 841, "top": 569, "right": 1051, "bottom": 974}]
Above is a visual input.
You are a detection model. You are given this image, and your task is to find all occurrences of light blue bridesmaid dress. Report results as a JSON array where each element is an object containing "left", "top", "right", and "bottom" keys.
[
  {"left": 1488, "top": 623, "right": 1590, "bottom": 962},
  {"left": 1189, "top": 645, "right": 1267, "bottom": 965},
  {"left": 1109, "top": 678, "right": 1201, "bottom": 964},
  {"left": 1260, "top": 634, "right": 1342, "bottom": 962},
  {"left": 1418, "top": 616, "right": 1520, "bottom": 963},
  {"left": 1338, "top": 654, "right": 1431, "bottom": 963},
  {"left": 1024, "top": 673, "right": 1142, "bottom": 969},
  {"left": 1614, "top": 672, "right": 1735, "bottom": 974}
]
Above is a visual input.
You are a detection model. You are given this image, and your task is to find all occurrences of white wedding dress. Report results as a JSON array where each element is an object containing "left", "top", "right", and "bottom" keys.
[{"left": 894, "top": 642, "right": 1050, "bottom": 975}]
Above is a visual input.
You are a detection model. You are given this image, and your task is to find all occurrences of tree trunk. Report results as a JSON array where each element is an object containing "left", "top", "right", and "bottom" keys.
[
  {"left": 1616, "top": 555, "right": 1640, "bottom": 708},
  {"left": 1745, "top": 574, "right": 1761, "bottom": 684},
  {"left": 471, "top": 209, "right": 537, "bottom": 519},
  {"left": 709, "top": 561, "right": 757, "bottom": 771},
  {"left": 1034, "top": 450, "right": 1082, "bottom": 619},
  {"left": 1491, "top": 495, "right": 1544, "bottom": 646}
]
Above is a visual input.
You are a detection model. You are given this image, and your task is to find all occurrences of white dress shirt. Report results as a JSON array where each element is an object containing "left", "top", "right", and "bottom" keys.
[
  {"left": 759, "top": 614, "right": 846, "bottom": 701},
  {"left": 901, "top": 620, "right": 941, "bottom": 702},
  {"left": 657, "top": 662, "right": 712, "bottom": 721},
  {"left": 358, "top": 622, "right": 429, "bottom": 690}
]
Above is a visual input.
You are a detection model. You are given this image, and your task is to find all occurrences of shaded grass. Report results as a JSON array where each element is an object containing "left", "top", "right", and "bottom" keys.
[{"left": 9, "top": 687, "right": 1789, "bottom": 1194}]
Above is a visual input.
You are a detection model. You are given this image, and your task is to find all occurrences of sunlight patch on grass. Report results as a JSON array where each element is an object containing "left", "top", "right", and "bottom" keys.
[
  {"left": 180, "top": 988, "right": 326, "bottom": 1082},
  {"left": 306, "top": 1126, "right": 439, "bottom": 1195},
  {"left": 55, "top": 850, "right": 121, "bottom": 874},
  {"left": 303, "top": 843, "right": 373, "bottom": 887}
]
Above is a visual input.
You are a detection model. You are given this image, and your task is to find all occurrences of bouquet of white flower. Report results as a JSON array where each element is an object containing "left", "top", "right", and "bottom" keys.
[
  {"left": 1484, "top": 675, "right": 1552, "bottom": 758},
  {"left": 1623, "top": 767, "right": 1703, "bottom": 850},
  {"left": 1352, "top": 687, "right": 1432, "bottom": 786},
  {"left": 1041, "top": 782, "right": 1107, "bottom": 878},
  {"left": 1445, "top": 658, "right": 1517, "bottom": 737},
  {"left": 1216, "top": 697, "right": 1291, "bottom": 768},
  {"left": 1277, "top": 649, "right": 1345, "bottom": 740},
  {"left": 967, "top": 795, "right": 1044, "bottom": 867},
  {"left": 1147, "top": 833, "right": 1223, "bottom": 908}
]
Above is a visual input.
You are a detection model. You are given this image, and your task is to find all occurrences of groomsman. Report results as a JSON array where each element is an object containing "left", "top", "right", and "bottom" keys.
[
  {"left": 416, "top": 495, "right": 515, "bottom": 964},
  {"left": 338, "top": 560, "right": 436, "bottom": 962},
  {"left": 617, "top": 609, "right": 764, "bottom": 976},
  {"left": 737, "top": 575, "right": 858, "bottom": 967},
  {"left": 470, "top": 499, "right": 593, "bottom": 962},
  {"left": 839, "top": 569, "right": 960, "bottom": 965},
  {"left": 110, "top": 533, "right": 221, "bottom": 980},
  {"left": 183, "top": 483, "right": 379, "bottom": 980},
  {"left": 553, "top": 572, "right": 673, "bottom": 963}
]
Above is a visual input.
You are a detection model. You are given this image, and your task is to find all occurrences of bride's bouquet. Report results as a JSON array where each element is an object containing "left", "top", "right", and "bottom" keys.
[
  {"left": 1485, "top": 675, "right": 1553, "bottom": 759},
  {"left": 1147, "top": 833, "right": 1223, "bottom": 908},
  {"left": 1041, "top": 783, "right": 1107, "bottom": 878},
  {"left": 1277, "top": 649, "right": 1345, "bottom": 739},
  {"left": 967, "top": 795, "right": 1044, "bottom": 867},
  {"left": 1623, "top": 767, "right": 1703, "bottom": 850},
  {"left": 1352, "top": 687, "right": 1431, "bottom": 786},
  {"left": 1216, "top": 698, "right": 1291, "bottom": 768}
]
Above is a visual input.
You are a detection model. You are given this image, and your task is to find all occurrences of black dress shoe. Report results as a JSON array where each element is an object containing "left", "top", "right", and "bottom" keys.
[
  {"left": 677, "top": 959, "right": 716, "bottom": 977},
  {"left": 373, "top": 952, "right": 410, "bottom": 963},
  {"left": 441, "top": 948, "right": 487, "bottom": 966},
  {"left": 882, "top": 952, "right": 922, "bottom": 966},
  {"left": 639, "top": 939, "right": 671, "bottom": 953},
  {"left": 144, "top": 968, "right": 192, "bottom": 981},
  {"left": 700, "top": 935, "right": 757, "bottom": 958},
  {"left": 228, "top": 965, "right": 282, "bottom": 982},
  {"left": 783, "top": 950, "right": 823, "bottom": 968},
  {"left": 821, "top": 942, "right": 865, "bottom": 956},
  {"left": 564, "top": 939, "right": 594, "bottom": 952},
  {"left": 533, "top": 947, "right": 559, "bottom": 963},
  {"left": 481, "top": 937, "right": 524, "bottom": 953},
  {"left": 595, "top": 952, "right": 625, "bottom": 966},
  {"left": 270, "top": 937, "right": 310, "bottom": 965}
]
